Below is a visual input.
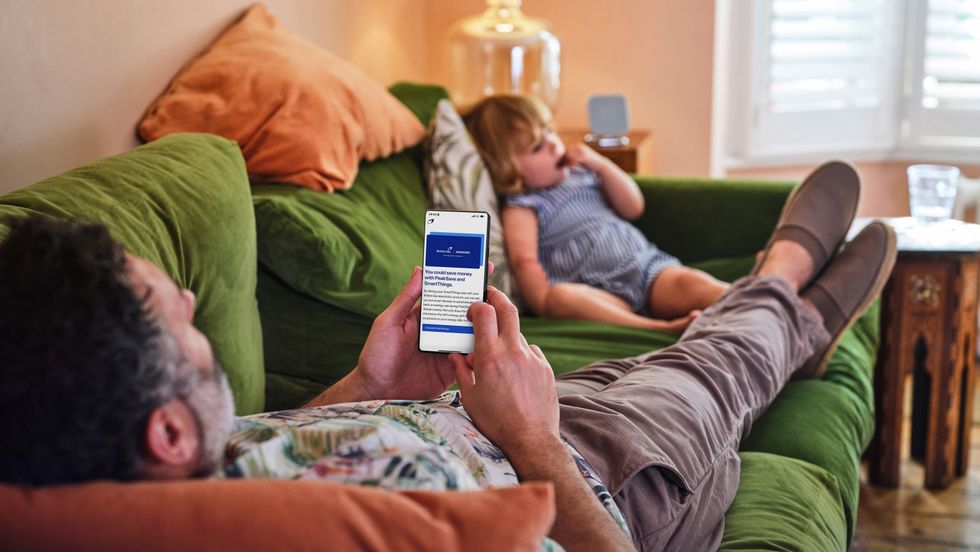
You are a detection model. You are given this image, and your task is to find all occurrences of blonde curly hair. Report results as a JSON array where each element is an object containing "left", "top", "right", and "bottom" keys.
[{"left": 460, "top": 94, "right": 553, "bottom": 195}]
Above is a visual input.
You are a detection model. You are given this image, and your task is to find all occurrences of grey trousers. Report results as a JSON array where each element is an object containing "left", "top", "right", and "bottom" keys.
[{"left": 556, "top": 276, "right": 830, "bottom": 551}]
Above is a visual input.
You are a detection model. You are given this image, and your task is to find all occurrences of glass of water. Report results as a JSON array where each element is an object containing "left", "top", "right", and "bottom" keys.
[{"left": 907, "top": 164, "right": 959, "bottom": 223}]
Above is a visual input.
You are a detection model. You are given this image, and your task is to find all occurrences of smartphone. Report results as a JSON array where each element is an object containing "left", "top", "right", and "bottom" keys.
[{"left": 418, "top": 210, "right": 490, "bottom": 354}]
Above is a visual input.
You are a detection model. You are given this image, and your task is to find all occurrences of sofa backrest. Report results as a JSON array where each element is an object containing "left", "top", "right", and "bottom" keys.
[{"left": 0, "top": 133, "right": 265, "bottom": 414}]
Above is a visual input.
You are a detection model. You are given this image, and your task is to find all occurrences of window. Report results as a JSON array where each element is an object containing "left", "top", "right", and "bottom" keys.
[
  {"left": 722, "top": 0, "right": 980, "bottom": 167},
  {"left": 905, "top": 0, "right": 980, "bottom": 149}
]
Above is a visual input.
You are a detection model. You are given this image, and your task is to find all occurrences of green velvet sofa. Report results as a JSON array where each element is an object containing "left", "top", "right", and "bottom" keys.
[{"left": 0, "top": 83, "right": 876, "bottom": 550}]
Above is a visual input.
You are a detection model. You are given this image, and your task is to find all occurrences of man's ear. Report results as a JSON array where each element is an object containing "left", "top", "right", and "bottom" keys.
[{"left": 141, "top": 399, "right": 200, "bottom": 480}]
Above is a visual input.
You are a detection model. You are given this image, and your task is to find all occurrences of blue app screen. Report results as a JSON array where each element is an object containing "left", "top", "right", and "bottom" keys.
[{"left": 419, "top": 211, "right": 489, "bottom": 353}]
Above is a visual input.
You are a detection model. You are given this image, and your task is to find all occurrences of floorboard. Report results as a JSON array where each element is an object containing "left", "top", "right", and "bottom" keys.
[{"left": 853, "top": 385, "right": 980, "bottom": 550}]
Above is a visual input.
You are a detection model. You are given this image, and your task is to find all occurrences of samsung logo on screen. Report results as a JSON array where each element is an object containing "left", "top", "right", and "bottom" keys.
[{"left": 435, "top": 246, "right": 470, "bottom": 256}]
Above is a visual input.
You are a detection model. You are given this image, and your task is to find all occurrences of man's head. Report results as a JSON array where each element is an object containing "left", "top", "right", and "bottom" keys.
[{"left": 0, "top": 215, "right": 234, "bottom": 485}]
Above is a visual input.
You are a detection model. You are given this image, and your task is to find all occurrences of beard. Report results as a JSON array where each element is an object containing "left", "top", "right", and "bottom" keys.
[{"left": 184, "top": 356, "right": 235, "bottom": 477}]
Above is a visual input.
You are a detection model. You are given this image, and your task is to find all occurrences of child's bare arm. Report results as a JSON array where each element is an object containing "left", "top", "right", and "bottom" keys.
[
  {"left": 563, "top": 144, "right": 644, "bottom": 220},
  {"left": 502, "top": 206, "right": 550, "bottom": 314}
]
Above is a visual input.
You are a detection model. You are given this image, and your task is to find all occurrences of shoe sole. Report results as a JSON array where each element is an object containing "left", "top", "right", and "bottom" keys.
[
  {"left": 750, "top": 160, "right": 861, "bottom": 277},
  {"left": 799, "top": 222, "right": 897, "bottom": 379}
]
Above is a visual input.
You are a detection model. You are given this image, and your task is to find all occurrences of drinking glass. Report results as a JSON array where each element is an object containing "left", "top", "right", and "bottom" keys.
[{"left": 907, "top": 164, "right": 959, "bottom": 223}]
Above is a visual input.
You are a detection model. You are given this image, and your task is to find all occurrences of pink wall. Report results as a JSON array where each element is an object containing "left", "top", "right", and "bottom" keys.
[
  {"left": 422, "top": 0, "right": 717, "bottom": 177},
  {"left": 729, "top": 161, "right": 980, "bottom": 217},
  {"left": 4, "top": 0, "right": 975, "bottom": 219},
  {"left": 0, "top": 0, "right": 429, "bottom": 194}
]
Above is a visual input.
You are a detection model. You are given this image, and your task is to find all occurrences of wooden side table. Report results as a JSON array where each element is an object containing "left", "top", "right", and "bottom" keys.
[
  {"left": 557, "top": 128, "right": 652, "bottom": 173},
  {"left": 863, "top": 217, "right": 980, "bottom": 489}
]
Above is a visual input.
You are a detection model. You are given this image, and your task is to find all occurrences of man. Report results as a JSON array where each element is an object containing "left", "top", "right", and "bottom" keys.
[{"left": 0, "top": 162, "right": 895, "bottom": 550}]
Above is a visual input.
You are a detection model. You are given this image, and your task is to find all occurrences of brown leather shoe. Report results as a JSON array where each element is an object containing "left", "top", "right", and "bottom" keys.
[
  {"left": 796, "top": 221, "right": 897, "bottom": 379},
  {"left": 752, "top": 160, "right": 861, "bottom": 287}
]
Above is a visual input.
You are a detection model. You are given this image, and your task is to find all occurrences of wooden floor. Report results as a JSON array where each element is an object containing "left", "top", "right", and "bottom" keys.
[{"left": 853, "top": 389, "right": 980, "bottom": 550}]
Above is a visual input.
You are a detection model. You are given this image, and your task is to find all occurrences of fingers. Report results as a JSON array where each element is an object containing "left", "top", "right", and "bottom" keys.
[
  {"left": 663, "top": 312, "right": 698, "bottom": 333},
  {"left": 449, "top": 353, "right": 475, "bottom": 393},
  {"left": 564, "top": 144, "right": 591, "bottom": 165},
  {"left": 378, "top": 267, "right": 422, "bottom": 325},
  {"left": 404, "top": 302, "right": 422, "bottom": 334},
  {"left": 488, "top": 261, "right": 495, "bottom": 277},
  {"left": 467, "top": 287, "right": 525, "bottom": 363},
  {"left": 486, "top": 286, "right": 521, "bottom": 340},
  {"left": 468, "top": 300, "right": 499, "bottom": 346},
  {"left": 562, "top": 149, "right": 582, "bottom": 166},
  {"left": 529, "top": 344, "right": 546, "bottom": 361}
]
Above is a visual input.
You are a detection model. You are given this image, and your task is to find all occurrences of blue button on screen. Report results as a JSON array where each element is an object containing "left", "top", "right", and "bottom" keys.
[{"left": 422, "top": 324, "right": 475, "bottom": 334}]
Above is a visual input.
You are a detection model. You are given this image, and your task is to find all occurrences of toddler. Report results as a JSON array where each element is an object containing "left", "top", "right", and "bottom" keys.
[{"left": 462, "top": 95, "right": 729, "bottom": 332}]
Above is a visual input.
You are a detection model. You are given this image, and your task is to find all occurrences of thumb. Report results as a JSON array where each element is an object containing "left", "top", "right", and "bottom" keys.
[
  {"left": 378, "top": 267, "right": 422, "bottom": 325},
  {"left": 449, "top": 353, "right": 475, "bottom": 394}
]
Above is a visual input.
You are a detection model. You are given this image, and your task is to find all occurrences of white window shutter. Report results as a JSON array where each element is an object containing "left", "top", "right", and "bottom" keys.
[
  {"left": 904, "top": 0, "right": 980, "bottom": 148},
  {"left": 738, "top": 0, "right": 904, "bottom": 161}
]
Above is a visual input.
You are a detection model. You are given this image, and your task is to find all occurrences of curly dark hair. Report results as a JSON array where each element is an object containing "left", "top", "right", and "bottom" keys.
[{"left": 0, "top": 215, "right": 187, "bottom": 485}]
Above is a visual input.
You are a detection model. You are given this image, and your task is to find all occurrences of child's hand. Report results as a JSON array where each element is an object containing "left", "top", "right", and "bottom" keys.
[
  {"left": 648, "top": 310, "right": 701, "bottom": 333},
  {"left": 561, "top": 143, "right": 610, "bottom": 172}
]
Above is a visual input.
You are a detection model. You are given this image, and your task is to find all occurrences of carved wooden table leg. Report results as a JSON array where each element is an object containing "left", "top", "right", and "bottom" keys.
[
  {"left": 867, "top": 268, "right": 908, "bottom": 486},
  {"left": 914, "top": 255, "right": 961, "bottom": 489},
  {"left": 954, "top": 257, "right": 979, "bottom": 478},
  {"left": 867, "top": 249, "right": 980, "bottom": 489}
]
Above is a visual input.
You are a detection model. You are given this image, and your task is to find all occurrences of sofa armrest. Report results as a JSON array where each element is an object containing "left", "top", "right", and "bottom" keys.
[{"left": 630, "top": 175, "right": 795, "bottom": 263}]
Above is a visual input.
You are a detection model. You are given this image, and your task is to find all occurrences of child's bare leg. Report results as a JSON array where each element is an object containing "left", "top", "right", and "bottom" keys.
[
  {"left": 647, "top": 266, "right": 729, "bottom": 319},
  {"left": 545, "top": 283, "right": 696, "bottom": 333}
]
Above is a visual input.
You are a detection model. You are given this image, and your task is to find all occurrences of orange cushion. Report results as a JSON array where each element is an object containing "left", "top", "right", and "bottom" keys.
[
  {"left": 138, "top": 4, "right": 425, "bottom": 192},
  {"left": 0, "top": 479, "right": 555, "bottom": 551}
]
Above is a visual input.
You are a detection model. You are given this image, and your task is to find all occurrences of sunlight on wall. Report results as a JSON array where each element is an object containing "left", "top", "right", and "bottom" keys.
[{"left": 0, "top": 0, "right": 427, "bottom": 194}]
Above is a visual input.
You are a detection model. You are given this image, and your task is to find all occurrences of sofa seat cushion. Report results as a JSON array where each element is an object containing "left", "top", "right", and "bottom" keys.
[
  {"left": 520, "top": 318, "right": 676, "bottom": 374},
  {"left": 720, "top": 452, "right": 847, "bottom": 551},
  {"left": 0, "top": 133, "right": 265, "bottom": 414},
  {"left": 256, "top": 244, "right": 753, "bottom": 411},
  {"left": 739, "top": 302, "right": 878, "bottom": 543}
]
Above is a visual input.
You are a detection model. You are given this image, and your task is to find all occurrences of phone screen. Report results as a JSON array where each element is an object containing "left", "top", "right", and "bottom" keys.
[{"left": 418, "top": 210, "right": 490, "bottom": 354}]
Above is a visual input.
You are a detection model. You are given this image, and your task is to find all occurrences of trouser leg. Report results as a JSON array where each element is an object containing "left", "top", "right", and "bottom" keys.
[
  {"left": 555, "top": 357, "right": 637, "bottom": 396},
  {"left": 557, "top": 275, "right": 829, "bottom": 550}
]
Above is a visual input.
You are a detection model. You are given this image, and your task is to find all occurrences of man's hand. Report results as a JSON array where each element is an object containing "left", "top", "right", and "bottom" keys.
[
  {"left": 449, "top": 286, "right": 560, "bottom": 456},
  {"left": 306, "top": 264, "right": 493, "bottom": 407},
  {"left": 450, "top": 288, "right": 635, "bottom": 551},
  {"left": 351, "top": 266, "right": 463, "bottom": 400}
]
